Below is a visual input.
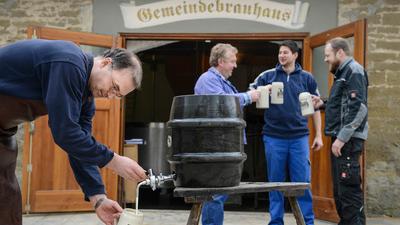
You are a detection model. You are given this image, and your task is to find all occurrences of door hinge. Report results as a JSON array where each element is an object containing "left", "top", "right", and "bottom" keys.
[
  {"left": 27, "top": 164, "right": 33, "bottom": 172},
  {"left": 29, "top": 122, "right": 35, "bottom": 135},
  {"left": 25, "top": 203, "right": 31, "bottom": 212},
  {"left": 31, "top": 28, "right": 37, "bottom": 40}
]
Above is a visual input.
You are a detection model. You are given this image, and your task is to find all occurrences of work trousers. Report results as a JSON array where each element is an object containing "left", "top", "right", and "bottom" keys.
[{"left": 331, "top": 137, "right": 366, "bottom": 225}]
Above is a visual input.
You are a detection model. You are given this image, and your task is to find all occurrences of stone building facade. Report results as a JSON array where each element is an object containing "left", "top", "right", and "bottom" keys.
[
  {"left": 0, "top": 0, "right": 399, "bottom": 217},
  {"left": 0, "top": 0, "right": 92, "bottom": 45}
]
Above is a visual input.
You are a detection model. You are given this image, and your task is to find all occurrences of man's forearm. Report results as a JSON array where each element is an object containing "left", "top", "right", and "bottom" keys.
[{"left": 312, "top": 110, "right": 322, "bottom": 137}]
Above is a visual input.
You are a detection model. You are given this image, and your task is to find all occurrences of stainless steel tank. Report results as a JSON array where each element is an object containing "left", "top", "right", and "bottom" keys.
[
  {"left": 125, "top": 122, "right": 171, "bottom": 187},
  {"left": 140, "top": 122, "right": 170, "bottom": 175}
]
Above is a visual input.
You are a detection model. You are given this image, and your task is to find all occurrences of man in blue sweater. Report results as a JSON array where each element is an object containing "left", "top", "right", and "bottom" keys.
[
  {"left": 249, "top": 40, "right": 323, "bottom": 225},
  {"left": 0, "top": 39, "right": 147, "bottom": 225},
  {"left": 194, "top": 43, "right": 260, "bottom": 225}
]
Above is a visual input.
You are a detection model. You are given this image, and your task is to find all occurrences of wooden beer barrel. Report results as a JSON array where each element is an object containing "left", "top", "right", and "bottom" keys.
[{"left": 167, "top": 95, "right": 246, "bottom": 187}]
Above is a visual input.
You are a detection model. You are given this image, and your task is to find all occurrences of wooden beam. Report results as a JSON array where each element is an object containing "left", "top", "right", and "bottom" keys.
[{"left": 119, "top": 32, "right": 309, "bottom": 41}]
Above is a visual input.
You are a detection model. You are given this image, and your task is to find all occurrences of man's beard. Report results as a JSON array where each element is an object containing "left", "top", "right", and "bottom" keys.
[{"left": 329, "top": 60, "right": 340, "bottom": 74}]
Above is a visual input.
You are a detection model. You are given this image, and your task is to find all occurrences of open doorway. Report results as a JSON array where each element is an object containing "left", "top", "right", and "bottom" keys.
[{"left": 123, "top": 39, "right": 307, "bottom": 210}]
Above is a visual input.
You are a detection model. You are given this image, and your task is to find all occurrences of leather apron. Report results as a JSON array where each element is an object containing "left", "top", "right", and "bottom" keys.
[{"left": 0, "top": 94, "right": 47, "bottom": 225}]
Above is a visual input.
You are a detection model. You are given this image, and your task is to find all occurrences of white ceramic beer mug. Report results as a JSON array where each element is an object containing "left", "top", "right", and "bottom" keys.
[
  {"left": 256, "top": 86, "right": 269, "bottom": 109},
  {"left": 299, "top": 92, "right": 315, "bottom": 116},
  {"left": 117, "top": 208, "right": 144, "bottom": 225},
  {"left": 271, "top": 82, "right": 284, "bottom": 104}
]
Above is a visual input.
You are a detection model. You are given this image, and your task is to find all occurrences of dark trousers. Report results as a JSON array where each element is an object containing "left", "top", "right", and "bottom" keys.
[
  {"left": 0, "top": 94, "right": 47, "bottom": 225},
  {"left": 0, "top": 131, "right": 22, "bottom": 225},
  {"left": 331, "top": 137, "right": 366, "bottom": 225}
]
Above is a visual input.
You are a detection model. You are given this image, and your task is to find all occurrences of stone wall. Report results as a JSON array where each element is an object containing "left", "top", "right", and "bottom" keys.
[
  {"left": 339, "top": 0, "right": 400, "bottom": 217},
  {"left": 0, "top": 0, "right": 93, "bottom": 45},
  {"left": 0, "top": 0, "right": 93, "bottom": 183}
]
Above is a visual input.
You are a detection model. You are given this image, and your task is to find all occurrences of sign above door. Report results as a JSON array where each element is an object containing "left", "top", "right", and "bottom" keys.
[{"left": 120, "top": 0, "right": 310, "bottom": 29}]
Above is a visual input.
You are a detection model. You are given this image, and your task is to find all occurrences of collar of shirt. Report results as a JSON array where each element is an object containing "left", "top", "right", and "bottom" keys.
[
  {"left": 275, "top": 62, "right": 303, "bottom": 76},
  {"left": 333, "top": 57, "right": 353, "bottom": 79},
  {"left": 209, "top": 67, "right": 227, "bottom": 80},
  {"left": 208, "top": 67, "right": 238, "bottom": 94},
  {"left": 338, "top": 57, "right": 353, "bottom": 72}
]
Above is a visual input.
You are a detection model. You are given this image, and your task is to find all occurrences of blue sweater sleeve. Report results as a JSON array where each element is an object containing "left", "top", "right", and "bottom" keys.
[
  {"left": 68, "top": 94, "right": 106, "bottom": 199},
  {"left": 42, "top": 62, "right": 114, "bottom": 168},
  {"left": 248, "top": 71, "right": 270, "bottom": 90},
  {"left": 307, "top": 73, "right": 319, "bottom": 96},
  {"left": 79, "top": 97, "right": 95, "bottom": 134},
  {"left": 68, "top": 155, "right": 105, "bottom": 199}
]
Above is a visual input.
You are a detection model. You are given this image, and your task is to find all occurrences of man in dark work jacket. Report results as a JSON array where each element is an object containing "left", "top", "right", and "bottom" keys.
[
  {"left": 0, "top": 39, "right": 147, "bottom": 225},
  {"left": 313, "top": 37, "right": 368, "bottom": 225}
]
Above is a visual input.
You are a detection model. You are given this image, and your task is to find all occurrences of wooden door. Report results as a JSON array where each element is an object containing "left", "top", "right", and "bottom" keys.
[
  {"left": 21, "top": 26, "right": 124, "bottom": 212},
  {"left": 304, "top": 19, "right": 367, "bottom": 222}
]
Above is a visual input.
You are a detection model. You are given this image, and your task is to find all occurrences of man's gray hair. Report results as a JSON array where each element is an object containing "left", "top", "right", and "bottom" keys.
[
  {"left": 102, "top": 48, "right": 143, "bottom": 89},
  {"left": 327, "top": 37, "right": 352, "bottom": 56},
  {"left": 209, "top": 43, "right": 238, "bottom": 67}
]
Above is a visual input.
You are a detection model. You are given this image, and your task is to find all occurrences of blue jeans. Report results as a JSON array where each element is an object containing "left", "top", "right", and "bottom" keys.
[
  {"left": 201, "top": 194, "right": 229, "bottom": 225},
  {"left": 263, "top": 135, "right": 314, "bottom": 225}
]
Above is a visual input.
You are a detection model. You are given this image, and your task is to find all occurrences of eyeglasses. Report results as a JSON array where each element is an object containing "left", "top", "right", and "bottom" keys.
[{"left": 109, "top": 63, "right": 123, "bottom": 98}]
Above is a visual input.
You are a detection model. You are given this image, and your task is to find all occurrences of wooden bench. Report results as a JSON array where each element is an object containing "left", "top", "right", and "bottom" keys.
[{"left": 174, "top": 182, "right": 310, "bottom": 225}]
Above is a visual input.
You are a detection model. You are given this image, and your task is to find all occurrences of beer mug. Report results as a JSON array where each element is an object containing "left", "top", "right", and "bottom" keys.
[
  {"left": 271, "top": 82, "right": 284, "bottom": 104},
  {"left": 299, "top": 92, "right": 315, "bottom": 116},
  {"left": 256, "top": 86, "right": 269, "bottom": 109},
  {"left": 117, "top": 208, "right": 144, "bottom": 225}
]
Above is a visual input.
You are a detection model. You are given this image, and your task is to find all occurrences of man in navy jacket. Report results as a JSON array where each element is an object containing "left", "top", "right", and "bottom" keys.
[
  {"left": 0, "top": 39, "right": 147, "bottom": 225},
  {"left": 249, "top": 40, "right": 323, "bottom": 225}
]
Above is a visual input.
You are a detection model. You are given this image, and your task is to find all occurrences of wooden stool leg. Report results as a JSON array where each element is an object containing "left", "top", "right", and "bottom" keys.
[
  {"left": 187, "top": 202, "right": 203, "bottom": 225},
  {"left": 288, "top": 196, "right": 306, "bottom": 225}
]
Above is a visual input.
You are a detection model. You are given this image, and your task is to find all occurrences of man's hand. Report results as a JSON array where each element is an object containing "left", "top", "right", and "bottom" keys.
[
  {"left": 265, "top": 84, "right": 272, "bottom": 93},
  {"left": 247, "top": 89, "right": 261, "bottom": 102},
  {"left": 106, "top": 154, "right": 147, "bottom": 181},
  {"left": 311, "top": 135, "right": 323, "bottom": 151},
  {"left": 95, "top": 199, "right": 122, "bottom": 225},
  {"left": 261, "top": 84, "right": 272, "bottom": 94},
  {"left": 249, "top": 84, "right": 272, "bottom": 103},
  {"left": 90, "top": 194, "right": 123, "bottom": 225},
  {"left": 311, "top": 95, "right": 324, "bottom": 109},
  {"left": 332, "top": 139, "right": 345, "bottom": 157}
]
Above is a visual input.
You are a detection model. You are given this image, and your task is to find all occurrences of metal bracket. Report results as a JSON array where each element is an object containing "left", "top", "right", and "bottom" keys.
[{"left": 29, "top": 121, "right": 35, "bottom": 135}]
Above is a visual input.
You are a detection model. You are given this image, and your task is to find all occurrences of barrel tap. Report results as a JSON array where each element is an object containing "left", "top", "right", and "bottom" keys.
[{"left": 141, "top": 169, "right": 176, "bottom": 191}]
